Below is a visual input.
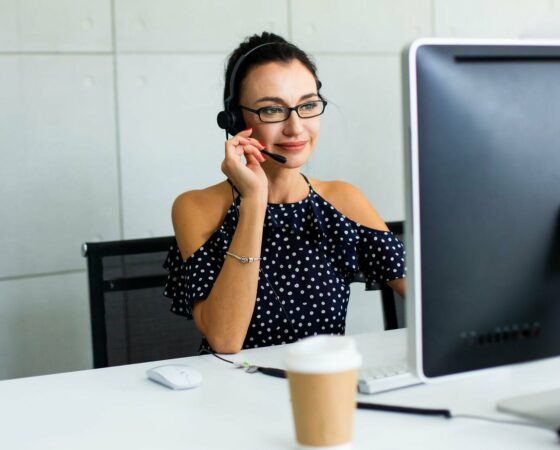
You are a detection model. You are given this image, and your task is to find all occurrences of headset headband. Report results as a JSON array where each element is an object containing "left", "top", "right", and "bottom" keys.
[{"left": 224, "top": 42, "right": 283, "bottom": 108}]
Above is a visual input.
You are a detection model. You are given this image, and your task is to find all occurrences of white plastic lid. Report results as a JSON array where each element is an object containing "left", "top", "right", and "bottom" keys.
[{"left": 284, "top": 335, "right": 362, "bottom": 374}]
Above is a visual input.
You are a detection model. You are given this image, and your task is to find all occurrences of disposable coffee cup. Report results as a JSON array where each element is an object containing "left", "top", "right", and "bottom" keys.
[{"left": 284, "top": 335, "right": 362, "bottom": 449}]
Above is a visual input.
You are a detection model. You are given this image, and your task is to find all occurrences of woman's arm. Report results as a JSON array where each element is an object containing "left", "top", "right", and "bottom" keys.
[
  {"left": 174, "top": 193, "right": 266, "bottom": 354},
  {"left": 387, "top": 278, "right": 406, "bottom": 299},
  {"left": 174, "top": 129, "right": 268, "bottom": 354}
]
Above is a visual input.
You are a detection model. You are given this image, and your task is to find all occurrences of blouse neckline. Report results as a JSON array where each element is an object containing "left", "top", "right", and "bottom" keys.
[
  {"left": 228, "top": 173, "right": 314, "bottom": 208},
  {"left": 266, "top": 186, "right": 313, "bottom": 207}
]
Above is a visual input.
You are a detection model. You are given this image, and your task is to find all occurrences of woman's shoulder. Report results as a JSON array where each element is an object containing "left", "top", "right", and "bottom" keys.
[
  {"left": 309, "top": 178, "right": 389, "bottom": 231},
  {"left": 172, "top": 181, "right": 235, "bottom": 260},
  {"left": 173, "top": 181, "right": 233, "bottom": 214}
]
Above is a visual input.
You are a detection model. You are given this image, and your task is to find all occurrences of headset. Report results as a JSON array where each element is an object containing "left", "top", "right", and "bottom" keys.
[{"left": 216, "top": 41, "right": 323, "bottom": 138}]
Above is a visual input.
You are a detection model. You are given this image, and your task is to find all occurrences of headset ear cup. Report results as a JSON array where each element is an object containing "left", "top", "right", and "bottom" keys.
[
  {"left": 217, "top": 110, "right": 234, "bottom": 131},
  {"left": 217, "top": 108, "right": 243, "bottom": 135}
]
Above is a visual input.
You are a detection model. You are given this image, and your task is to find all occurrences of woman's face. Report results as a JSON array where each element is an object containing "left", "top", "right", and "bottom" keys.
[{"left": 238, "top": 59, "right": 321, "bottom": 168}]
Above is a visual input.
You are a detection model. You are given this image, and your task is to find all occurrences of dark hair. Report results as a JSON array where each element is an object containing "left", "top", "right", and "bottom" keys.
[{"left": 223, "top": 32, "right": 321, "bottom": 105}]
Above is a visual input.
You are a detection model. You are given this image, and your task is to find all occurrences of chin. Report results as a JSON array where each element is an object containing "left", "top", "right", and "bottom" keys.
[
  {"left": 281, "top": 154, "right": 311, "bottom": 169},
  {"left": 276, "top": 147, "right": 314, "bottom": 169}
]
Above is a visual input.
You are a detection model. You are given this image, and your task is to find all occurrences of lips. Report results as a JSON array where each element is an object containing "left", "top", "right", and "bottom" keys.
[{"left": 275, "top": 141, "right": 308, "bottom": 152}]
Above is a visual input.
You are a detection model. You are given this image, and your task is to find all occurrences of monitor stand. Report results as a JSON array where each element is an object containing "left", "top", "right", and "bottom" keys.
[{"left": 497, "top": 389, "right": 560, "bottom": 430}]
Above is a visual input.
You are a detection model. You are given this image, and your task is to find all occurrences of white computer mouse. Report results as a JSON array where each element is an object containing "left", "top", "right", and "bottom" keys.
[{"left": 146, "top": 364, "right": 203, "bottom": 390}]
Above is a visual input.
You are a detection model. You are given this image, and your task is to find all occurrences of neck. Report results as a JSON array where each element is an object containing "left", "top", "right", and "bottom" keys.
[{"left": 264, "top": 168, "right": 308, "bottom": 204}]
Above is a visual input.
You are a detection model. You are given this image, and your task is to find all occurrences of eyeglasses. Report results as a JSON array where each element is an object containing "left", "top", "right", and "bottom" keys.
[{"left": 239, "top": 99, "right": 327, "bottom": 123}]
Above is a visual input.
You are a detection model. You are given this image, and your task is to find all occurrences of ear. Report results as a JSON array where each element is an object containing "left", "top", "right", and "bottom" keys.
[{"left": 233, "top": 106, "right": 247, "bottom": 134}]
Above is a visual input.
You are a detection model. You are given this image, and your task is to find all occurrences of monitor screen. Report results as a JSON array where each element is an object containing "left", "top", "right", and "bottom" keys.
[{"left": 406, "top": 40, "right": 560, "bottom": 378}]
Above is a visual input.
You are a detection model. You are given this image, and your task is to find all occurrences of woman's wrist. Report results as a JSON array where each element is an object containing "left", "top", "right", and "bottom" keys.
[{"left": 240, "top": 194, "right": 268, "bottom": 212}]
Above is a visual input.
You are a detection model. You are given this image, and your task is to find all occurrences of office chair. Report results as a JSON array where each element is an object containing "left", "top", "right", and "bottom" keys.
[
  {"left": 83, "top": 222, "right": 405, "bottom": 368},
  {"left": 82, "top": 236, "right": 202, "bottom": 368},
  {"left": 383, "top": 221, "right": 405, "bottom": 329}
]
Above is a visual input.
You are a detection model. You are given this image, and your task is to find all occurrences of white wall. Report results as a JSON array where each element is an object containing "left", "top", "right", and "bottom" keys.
[{"left": 1, "top": 0, "right": 558, "bottom": 380}]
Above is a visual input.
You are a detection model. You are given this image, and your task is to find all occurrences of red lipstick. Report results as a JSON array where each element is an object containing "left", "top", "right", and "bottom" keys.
[{"left": 276, "top": 141, "right": 308, "bottom": 151}]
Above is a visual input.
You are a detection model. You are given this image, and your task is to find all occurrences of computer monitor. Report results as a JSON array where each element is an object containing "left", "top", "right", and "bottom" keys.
[{"left": 404, "top": 39, "right": 560, "bottom": 380}]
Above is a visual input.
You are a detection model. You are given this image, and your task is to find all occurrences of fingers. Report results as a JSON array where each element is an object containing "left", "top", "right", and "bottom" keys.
[
  {"left": 245, "top": 153, "right": 261, "bottom": 167},
  {"left": 225, "top": 128, "right": 266, "bottom": 163},
  {"left": 227, "top": 128, "right": 254, "bottom": 147},
  {"left": 231, "top": 128, "right": 265, "bottom": 149},
  {"left": 222, "top": 145, "right": 264, "bottom": 179},
  {"left": 243, "top": 144, "right": 266, "bottom": 163},
  {"left": 225, "top": 142, "right": 263, "bottom": 164},
  {"left": 229, "top": 140, "right": 263, "bottom": 159},
  {"left": 230, "top": 137, "right": 264, "bottom": 151}
]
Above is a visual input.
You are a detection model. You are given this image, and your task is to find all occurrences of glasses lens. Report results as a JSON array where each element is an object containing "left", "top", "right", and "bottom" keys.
[
  {"left": 259, "top": 106, "right": 289, "bottom": 123},
  {"left": 297, "top": 100, "right": 324, "bottom": 118}
]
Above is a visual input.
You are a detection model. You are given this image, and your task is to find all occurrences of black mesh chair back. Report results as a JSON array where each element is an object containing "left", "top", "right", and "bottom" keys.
[
  {"left": 82, "top": 236, "right": 201, "bottom": 368},
  {"left": 381, "top": 221, "right": 405, "bottom": 329}
]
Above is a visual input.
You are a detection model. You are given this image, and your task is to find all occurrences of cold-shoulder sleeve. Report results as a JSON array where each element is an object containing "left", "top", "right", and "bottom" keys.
[
  {"left": 163, "top": 198, "right": 239, "bottom": 319},
  {"left": 306, "top": 190, "right": 406, "bottom": 287},
  {"left": 163, "top": 204, "right": 238, "bottom": 320},
  {"left": 356, "top": 226, "right": 406, "bottom": 285},
  {"left": 162, "top": 235, "right": 229, "bottom": 319}
]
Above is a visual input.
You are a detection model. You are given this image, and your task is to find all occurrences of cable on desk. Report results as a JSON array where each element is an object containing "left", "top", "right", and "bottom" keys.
[
  {"left": 204, "top": 352, "right": 560, "bottom": 439},
  {"left": 453, "top": 413, "right": 560, "bottom": 436},
  {"left": 357, "top": 402, "right": 451, "bottom": 418},
  {"left": 202, "top": 350, "right": 287, "bottom": 378},
  {"left": 204, "top": 351, "right": 234, "bottom": 365}
]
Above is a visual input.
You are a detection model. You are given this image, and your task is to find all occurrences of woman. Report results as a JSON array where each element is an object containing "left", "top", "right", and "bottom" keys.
[{"left": 164, "top": 32, "right": 406, "bottom": 354}]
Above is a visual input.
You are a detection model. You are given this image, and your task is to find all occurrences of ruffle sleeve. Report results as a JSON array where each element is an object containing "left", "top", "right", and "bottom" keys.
[
  {"left": 162, "top": 201, "right": 238, "bottom": 319},
  {"left": 306, "top": 191, "right": 406, "bottom": 286},
  {"left": 356, "top": 225, "right": 406, "bottom": 285}
]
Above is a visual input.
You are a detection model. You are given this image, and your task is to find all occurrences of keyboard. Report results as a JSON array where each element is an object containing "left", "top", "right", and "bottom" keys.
[{"left": 358, "top": 360, "right": 422, "bottom": 394}]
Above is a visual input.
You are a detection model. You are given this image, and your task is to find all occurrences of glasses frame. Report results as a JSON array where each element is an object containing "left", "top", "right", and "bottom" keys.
[{"left": 238, "top": 99, "right": 327, "bottom": 124}]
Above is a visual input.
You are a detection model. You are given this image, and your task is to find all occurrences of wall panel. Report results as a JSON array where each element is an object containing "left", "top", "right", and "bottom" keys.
[
  {"left": 118, "top": 54, "right": 226, "bottom": 238},
  {"left": 115, "top": 0, "right": 289, "bottom": 52},
  {"left": 308, "top": 55, "right": 405, "bottom": 222},
  {"left": 0, "top": 0, "right": 112, "bottom": 52},
  {"left": 0, "top": 272, "right": 92, "bottom": 380},
  {"left": 434, "top": 0, "right": 552, "bottom": 38},
  {"left": 292, "top": 0, "right": 431, "bottom": 53},
  {"left": 0, "top": 56, "right": 120, "bottom": 278}
]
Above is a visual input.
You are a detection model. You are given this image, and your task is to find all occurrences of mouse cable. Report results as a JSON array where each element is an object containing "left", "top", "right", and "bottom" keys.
[
  {"left": 452, "top": 413, "right": 560, "bottom": 438},
  {"left": 202, "top": 350, "right": 287, "bottom": 378},
  {"left": 358, "top": 406, "right": 559, "bottom": 439}
]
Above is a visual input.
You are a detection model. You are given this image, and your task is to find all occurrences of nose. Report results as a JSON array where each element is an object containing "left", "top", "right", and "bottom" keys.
[{"left": 282, "top": 110, "right": 304, "bottom": 136}]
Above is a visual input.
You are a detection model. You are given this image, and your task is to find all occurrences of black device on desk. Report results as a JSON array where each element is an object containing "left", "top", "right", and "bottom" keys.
[{"left": 404, "top": 39, "right": 560, "bottom": 427}]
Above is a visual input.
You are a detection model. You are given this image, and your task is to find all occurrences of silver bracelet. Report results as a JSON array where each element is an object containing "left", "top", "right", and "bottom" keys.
[{"left": 225, "top": 251, "right": 262, "bottom": 264}]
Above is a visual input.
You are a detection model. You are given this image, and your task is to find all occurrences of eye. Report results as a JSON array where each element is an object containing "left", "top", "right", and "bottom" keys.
[
  {"left": 299, "top": 101, "right": 319, "bottom": 111},
  {"left": 260, "top": 106, "right": 285, "bottom": 116}
]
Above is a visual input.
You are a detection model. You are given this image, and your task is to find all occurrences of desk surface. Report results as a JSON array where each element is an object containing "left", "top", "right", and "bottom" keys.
[{"left": 1, "top": 329, "right": 559, "bottom": 450}]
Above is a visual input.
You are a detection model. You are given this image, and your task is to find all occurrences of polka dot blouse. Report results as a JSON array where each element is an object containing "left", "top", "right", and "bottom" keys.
[{"left": 163, "top": 175, "right": 406, "bottom": 353}]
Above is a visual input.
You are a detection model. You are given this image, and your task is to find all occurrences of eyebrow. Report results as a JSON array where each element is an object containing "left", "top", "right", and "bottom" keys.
[{"left": 255, "top": 93, "right": 319, "bottom": 104}]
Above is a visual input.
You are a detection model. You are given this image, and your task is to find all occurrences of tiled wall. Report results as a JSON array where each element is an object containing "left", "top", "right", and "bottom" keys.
[{"left": 1, "top": 0, "right": 557, "bottom": 379}]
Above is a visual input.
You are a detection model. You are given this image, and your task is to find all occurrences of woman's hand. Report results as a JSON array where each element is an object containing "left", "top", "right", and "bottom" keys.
[{"left": 221, "top": 128, "right": 268, "bottom": 205}]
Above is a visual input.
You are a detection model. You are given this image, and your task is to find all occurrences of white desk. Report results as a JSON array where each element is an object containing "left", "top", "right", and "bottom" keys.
[{"left": 1, "top": 329, "right": 559, "bottom": 450}]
